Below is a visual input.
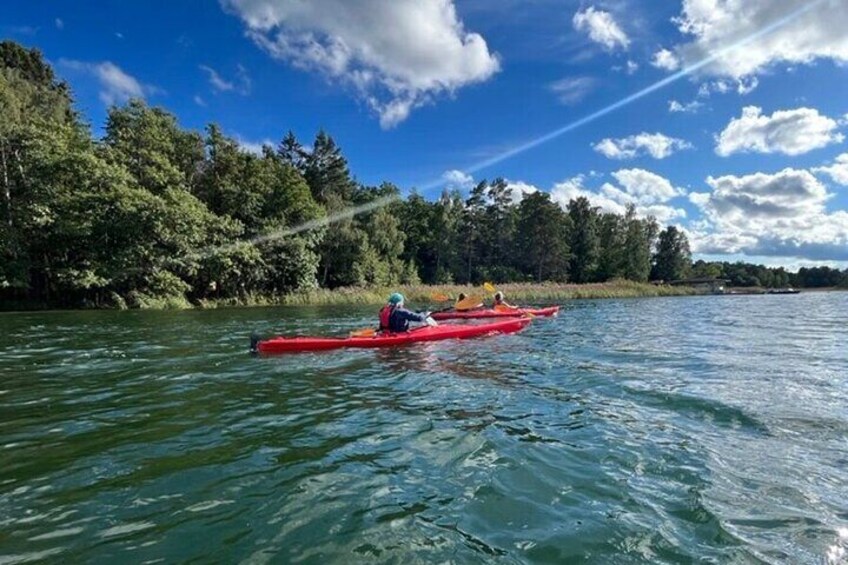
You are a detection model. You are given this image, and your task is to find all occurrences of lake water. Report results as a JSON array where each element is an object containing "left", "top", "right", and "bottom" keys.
[{"left": 1, "top": 294, "right": 847, "bottom": 564}]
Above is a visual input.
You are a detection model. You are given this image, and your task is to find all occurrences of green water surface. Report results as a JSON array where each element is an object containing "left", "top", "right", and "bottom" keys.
[{"left": 1, "top": 294, "right": 847, "bottom": 563}]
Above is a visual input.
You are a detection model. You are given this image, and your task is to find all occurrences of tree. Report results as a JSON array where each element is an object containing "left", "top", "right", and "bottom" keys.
[
  {"left": 567, "top": 197, "right": 600, "bottom": 283},
  {"left": 302, "top": 130, "right": 356, "bottom": 203},
  {"left": 651, "top": 225, "right": 691, "bottom": 281},
  {"left": 595, "top": 212, "right": 625, "bottom": 281},
  {"left": 516, "top": 192, "right": 570, "bottom": 281},
  {"left": 621, "top": 206, "right": 658, "bottom": 282}
]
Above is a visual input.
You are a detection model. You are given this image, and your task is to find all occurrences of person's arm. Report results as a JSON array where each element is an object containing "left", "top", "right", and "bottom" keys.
[
  {"left": 395, "top": 308, "right": 427, "bottom": 323},
  {"left": 397, "top": 307, "right": 437, "bottom": 326}
]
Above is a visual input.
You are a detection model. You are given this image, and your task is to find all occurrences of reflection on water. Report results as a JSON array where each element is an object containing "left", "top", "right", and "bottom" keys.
[{"left": 1, "top": 294, "right": 847, "bottom": 563}]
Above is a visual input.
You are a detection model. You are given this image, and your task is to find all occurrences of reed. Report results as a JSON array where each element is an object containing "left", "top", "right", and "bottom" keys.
[{"left": 194, "top": 280, "right": 697, "bottom": 309}]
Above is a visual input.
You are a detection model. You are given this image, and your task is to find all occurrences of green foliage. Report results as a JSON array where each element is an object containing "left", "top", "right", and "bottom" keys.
[
  {"left": 651, "top": 226, "right": 692, "bottom": 281},
  {"left": 3, "top": 40, "right": 841, "bottom": 310},
  {"left": 567, "top": 197, "right": 600, "bottom": 283}
]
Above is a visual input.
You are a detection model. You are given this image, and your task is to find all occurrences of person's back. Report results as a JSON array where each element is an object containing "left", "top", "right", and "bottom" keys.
[{"left": 379, "top": 293, "right": 436, "bottom": 333}]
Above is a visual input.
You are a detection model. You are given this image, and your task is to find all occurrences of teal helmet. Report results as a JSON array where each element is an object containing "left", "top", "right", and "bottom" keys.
[{"left": 388, "top": 292, "right": 404, "bottom": 305}]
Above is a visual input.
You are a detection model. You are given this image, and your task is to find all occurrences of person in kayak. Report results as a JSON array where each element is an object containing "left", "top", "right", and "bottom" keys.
[
  {"left": 492, "top": 291, "right": 518, "bottom": 310},
  {"left": 379, "top": 293, "right": 437, "bottom": 333}
]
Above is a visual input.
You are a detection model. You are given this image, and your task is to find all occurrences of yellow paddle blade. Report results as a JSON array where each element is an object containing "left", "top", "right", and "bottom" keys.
[
  {"left": 483, "top": 282, "right": 497, "bottom": 293},
  {"left": 430, "top": 292, "right": 451, "bottom": 302},
  {"left": 350, "top": 328, "right": 377, "bottom": 338},
  {"left": 494, "top": 304, "right": 515, "bottom": 312},
  {"left": 455, "top": 294, "right": 483, "bottom": 311},
  {"left": 524, "top": 312, "right": 536, "bottom": 319}
]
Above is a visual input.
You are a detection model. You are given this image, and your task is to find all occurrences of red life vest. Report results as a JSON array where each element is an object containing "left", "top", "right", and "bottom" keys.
[{"left": 379, "top": 305, "right": 394, "bottom": 331}]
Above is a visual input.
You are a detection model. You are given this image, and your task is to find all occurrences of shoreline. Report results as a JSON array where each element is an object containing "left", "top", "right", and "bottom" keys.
[{"left": 3, "top": 282, "right": 843, "bottom": 313}]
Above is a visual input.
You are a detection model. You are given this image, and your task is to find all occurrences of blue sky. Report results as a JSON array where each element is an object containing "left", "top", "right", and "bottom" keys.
[{"left": 3, "top": 0, "right": 848, "bottom": 269}]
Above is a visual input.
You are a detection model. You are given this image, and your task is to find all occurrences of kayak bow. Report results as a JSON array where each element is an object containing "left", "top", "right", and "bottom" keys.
[
  {"left": 431, "top": 306, "right": 559, "bottom": 321},
  {"left": 255, "top": 317, "right": 531, "bottom": 355}
]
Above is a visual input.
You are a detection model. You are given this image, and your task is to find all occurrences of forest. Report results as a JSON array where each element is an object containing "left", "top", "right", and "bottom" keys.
[{"left": 1, "top": 41, "right": 846, "bottom": 309}]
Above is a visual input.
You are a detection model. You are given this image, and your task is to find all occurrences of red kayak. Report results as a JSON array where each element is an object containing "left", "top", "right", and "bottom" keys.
[
  {"left": 255, "top": 317, "right": 531, "bottom": 355},
  {"left": 431, "top": 306, "right": 559, "bottom": 321}
]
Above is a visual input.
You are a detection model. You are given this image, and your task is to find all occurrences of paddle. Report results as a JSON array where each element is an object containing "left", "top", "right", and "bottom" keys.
[
  {"left": 454, "top": 294, "right": 484, "bottom": 311},
  {"left": 350, "top": 328, "right": 377, "bottom": 338}
]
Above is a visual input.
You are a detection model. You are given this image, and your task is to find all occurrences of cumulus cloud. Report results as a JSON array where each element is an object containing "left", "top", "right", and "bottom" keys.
[
  {"left": 593, "top": 132, "right": 693, "bottom": 160},
  {"left": 550, "top": 170, "right": 686, "bottom": 222},
  {"left": 651, "top": 48, "right": 680, "bottom": 71},
  {"left": 689, "top": 168, "right": 848, "bottom": 260},
  {"left": 549, "top": 76, "right": 596, "bottom": 105},
  {"left": 222, "top": 0, "right": 499, "bottom": 128},
  {"left": 59, "top": 59, "right": 159, "bottom": 105},
  {"left": 716, "top": 106, "right": 844, "bottom": 157},
  {"left": 573, "top": 6, "right": 630, "bottom": 51},
  {"left": 813, "top": 152, "right": 848, "bottom": 186},
  {"left": 670, "top": 0, "right": 848, "bottom": 80},
  {"left": 669, "top": 99, "right": 703, "bottom": 113},
  {"left": 442, "top": 169, "right": 475, "bottom": 191},
  {"left": 505, "top": 180, "right": 538, "bottom": 204}
]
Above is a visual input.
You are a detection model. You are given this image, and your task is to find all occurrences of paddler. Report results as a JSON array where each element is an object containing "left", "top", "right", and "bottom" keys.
[
  {"left": 379, "top": 293, "right": 438, "bottom": 333},
  {"left": 492, "top": 291, "right": 518, "bottom": 310}
]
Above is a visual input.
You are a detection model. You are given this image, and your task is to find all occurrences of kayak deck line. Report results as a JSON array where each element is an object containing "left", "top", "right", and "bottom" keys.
[
  {"left": 431, "top": 306, "right": 560, "bottom": 321},
  {"left": 254, "top": 317, "right": 532, "bottom": 355}
]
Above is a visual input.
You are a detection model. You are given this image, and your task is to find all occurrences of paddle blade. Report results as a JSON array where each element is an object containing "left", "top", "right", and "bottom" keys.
[
  {"left": 455, "top": 294, "right": 483, "bottom": 311},
  {"left": 430, "top": 292, "right": 451, "bottom": 302},
  {"left": 483, "top": 282, "right": 497, "bottom": 293},
  {"left": 350, "top": 328, "right": 377, "bottom": 338},
  {"left": 494, "top": 304, "right": 516, "bottom": 312}
]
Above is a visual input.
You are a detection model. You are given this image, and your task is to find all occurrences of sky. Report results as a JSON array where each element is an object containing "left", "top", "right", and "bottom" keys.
[{"left": 3, "top": 0, "right": 848, "bottom": 270}]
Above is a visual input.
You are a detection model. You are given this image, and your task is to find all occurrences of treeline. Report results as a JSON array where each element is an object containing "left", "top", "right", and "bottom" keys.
[
  {"left": 690, "top": 261, "right": 848, "bottom": 288},
  {"left": 0, "top": 42, "right": 845, "bottom": 309}
]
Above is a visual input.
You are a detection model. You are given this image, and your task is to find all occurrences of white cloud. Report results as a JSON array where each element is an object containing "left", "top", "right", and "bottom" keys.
[
  {"left": 55, "top": 18, "right": 64, "bottom": 30},
  {"left": 223, "top": 0, "right": 499, "bottom": 128},
  {"left": 690, "top": 168, "right": 848, "bottom": 260},
  {"left": 626, "top": 60, "right": 639, "bottom": 74},
  {"left": 669, "top": 99, "right": 703, "bottom": 113},
  {"left": 442, "top": 169, "right": 475, "bottom": 190},
  {"left": 573, "top": 6, "right": 630, "bottom": 51},
  {"left": 594, "top": 132, "right": 693, "bottom": 160},
  {"left": 651, "top": 48, "right": 680, "bottom": 71},
  {"left": 236, "top": 136, "right": 274, "bottom": 155},
  {"left": 59, "top": 59, "right": 158, "bottom": 106},
  {"left": 716, "top": 106, "right": 844, "bottom": 157},
  {"left": 549, "top": 76, "right": 596, "bottom": 105},
  {"left": 193, "top": 95, "right": 207, "bottom": 107},
  {"left": 670, "top": 0, "right": 848, "bottom": 80},
  {"left": 550, "top": 170, "right": 686, "bottom": 223},
  {"left": 551, "top": 175, "right": 627, "bottom": 215},
  {"left": 813, "top": 153, "right": 848, "bottom": 186},
  {"left": 505, "top": 180, "right": 538, "bottom": 204},
  {"left": 200, "top": 64, "right": 251, "bottom": 95},
  {"left": 607, "top": 168, "right": 685, "bottom": 204}
]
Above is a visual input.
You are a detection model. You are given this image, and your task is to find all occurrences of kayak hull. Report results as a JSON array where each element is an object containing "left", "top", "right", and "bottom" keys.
[
  {"left": 431, "top": 306, "right": 559, "bottom": 321},
  {"left": 257, "top": 317, "right": 531, "bottom": 354}
]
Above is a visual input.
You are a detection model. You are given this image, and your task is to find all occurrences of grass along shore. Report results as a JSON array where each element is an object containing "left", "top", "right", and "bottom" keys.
[{"left": 198, "top": 280, "right": 699, "bottom": 309}]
